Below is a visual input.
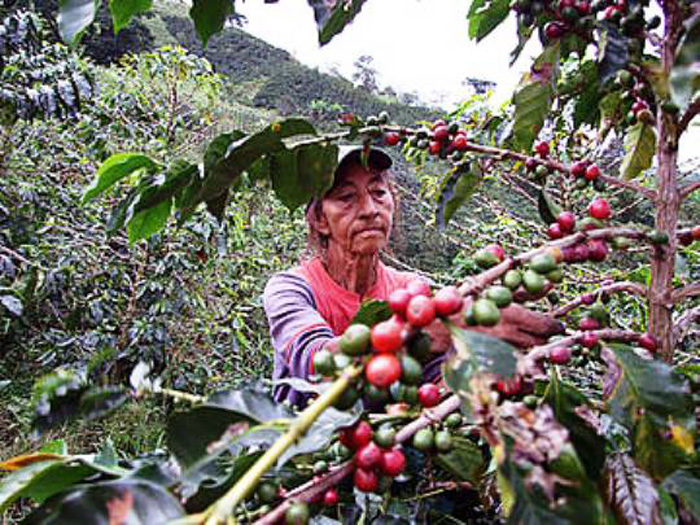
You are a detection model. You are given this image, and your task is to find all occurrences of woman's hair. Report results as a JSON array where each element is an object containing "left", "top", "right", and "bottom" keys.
[{"left": 304, "top": 155, "right": 399, "bottom": 257}]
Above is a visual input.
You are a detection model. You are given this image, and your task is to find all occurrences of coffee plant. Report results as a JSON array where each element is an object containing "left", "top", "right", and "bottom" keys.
[{"left": 2, "top": 0, "right": 700, "bottom": 524}]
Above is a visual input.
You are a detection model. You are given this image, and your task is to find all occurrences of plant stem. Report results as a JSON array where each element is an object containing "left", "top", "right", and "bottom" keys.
[{"left": 200, "top": 365, "right": 362, "bottom": 525}]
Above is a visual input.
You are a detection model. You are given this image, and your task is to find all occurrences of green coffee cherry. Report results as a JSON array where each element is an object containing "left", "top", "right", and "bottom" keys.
[
  {"left": 503, "top": 269, "right": 523, "bottom": 290},
  {"left": 473, "top": 298, "right": 500, "bottom": 326},
  {"left": 339, "top": 324, "right": 371, "bottom": 356},
  {"left": 522, "top": 269, "right": 546, "bottom": 294},
  {"left": 485, "top": 285, "right": 513, "bottom": 308}
]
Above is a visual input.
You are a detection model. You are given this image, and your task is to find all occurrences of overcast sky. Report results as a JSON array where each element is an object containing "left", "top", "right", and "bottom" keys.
[{"left": 235, "top": 0, "right": 541, "bottom": 109}]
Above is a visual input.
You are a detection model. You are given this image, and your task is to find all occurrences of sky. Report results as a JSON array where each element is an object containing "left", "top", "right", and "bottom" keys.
[{"left": 235, "top": 0, "right": 541, "bottom": 109}]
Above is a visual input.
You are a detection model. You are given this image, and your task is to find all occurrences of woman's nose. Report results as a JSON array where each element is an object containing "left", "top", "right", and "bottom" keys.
[{"left": 357, "top": 191, "right": 379, "bottom": 216}]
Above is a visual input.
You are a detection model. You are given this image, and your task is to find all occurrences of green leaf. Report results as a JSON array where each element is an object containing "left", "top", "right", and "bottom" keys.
[
  {"left": 108, "top": 0, "right": 152, "bottom": 33},
  {"left": 598, "top": 23, "right": 629, "bottom": 84},
  {"left": 603, "top": 345, "right": 695, "bottom": 478},
  {"left": 127, "top": 198, "right": 171, "bottom": 244},
  {"left": 351, "top": 299, "right": 392, "bottom": 327},
  {"left": 604, "top": 452, "right": 661, "bottom": 524},
  {"left": 83, "top": 153, "right": 159, "bottom": 204},
  {"left": 537, "top": 189, "right": 562, "bottom": 226},
  {"left": 308, "top": 0, "right": 369, "bottom": 46},
  {"left": 58, "top": 0, "right": 100, "bottom": 44},
  {"left": 543, "top": 374, "right": 607, "bottom": 481},
  {"left": 269, "top": 142, "right": 337, "bottom": 211},
  {"left": 189, "top": 0, "right": 234, "bottom": 46},
  {"left": 25, "top": 479, "right": 184, "bottom": 523},
  {"left": 671, "top": 12, "right": 700, "bottom": 110},
  {"left": 444, "top": 326, "right": 517, "bottom": 399},
  {"left": 512, "top": 44, "right": 560, "bottom": 151},
  {"left": 192, "top": 119, "right": 316, "bottom": 212},
  {"left": 467, "top": 0, "right": 511, "bottom": 42},
  {"left": 436, "top": 161, "right": 482, "bottom": 227},
  {"left": 573, "top": 62, "right": 602, "bottom": 127},
  {"left": 599, "top": 91, "right": 622, "bottom": 124},
  {"left": 619, "top": 122, "right": 656, "bottom": 180},
  {"left": 435, "top": 436, "right": 484, "bottom": 483},
  {"left": 662, "top": 468, "right": 700, "bottom": 521}
]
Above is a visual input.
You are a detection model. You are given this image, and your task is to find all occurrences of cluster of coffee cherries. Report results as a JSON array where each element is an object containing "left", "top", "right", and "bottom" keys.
[
  {"left": 312, "top": 279, "right": 460, "bottom": 409},
  {"left": 404, "top": 119, "right": 470, "bottom": 162},
  {"left": 336, "top": 420, "right": 407, "bottom": 493},
  {"left": 469, "top": 244, "right": 565, "bottom": 326},
  {"left": 512, "top": 0, "right": 595, "bottom": 43},
  {"left": 615, "top": 69, "right": 656, "bottom": 127}
]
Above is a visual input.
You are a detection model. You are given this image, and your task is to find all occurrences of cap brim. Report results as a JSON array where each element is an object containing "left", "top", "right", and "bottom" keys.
[{"left": 336, "top": 145, "right": 392, "bottom": 171}]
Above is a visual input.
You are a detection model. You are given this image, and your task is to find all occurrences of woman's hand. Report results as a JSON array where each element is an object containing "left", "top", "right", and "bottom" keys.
[{"left": 419, "top": 301, "right": 564, "bottom": 352}]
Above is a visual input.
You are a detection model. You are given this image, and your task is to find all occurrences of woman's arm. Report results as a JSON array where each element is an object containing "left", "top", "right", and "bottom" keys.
[{"left": 263, "top": 272, "right": 337, "bottom": 381}]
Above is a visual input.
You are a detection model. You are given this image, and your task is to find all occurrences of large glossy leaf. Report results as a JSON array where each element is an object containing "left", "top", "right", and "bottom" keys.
[
  {"left": 351, "top": 299, "right": 392, "bottom": 327},
  {"left": 444, "top": 326, "right": 517, "bottom": 398},
  {"left": 670, "top": 11, "right": 700, "bottom": 110},
  {"left": 512, "top": 44, "right": 560, "bottom": 151},
  {"left": 0, "top": 453, "right": 128, "bottom": 512},
  {"left": 436, "top": 161, "right": 482, "bottom": 227},
  {"left": 189, "top": 0, "right": 235, "bottom": 46},
  {"left": 435, "top": 436, "right": 484, "bottom": 483},
  {"left": 467, "top": 0, "right": 511, "bottom": 42},
  {"left": 193, "top": 119, "right": 316, "bottom": 211},
  {"left": 501, "top": 455, "right": 603, "bottom": 524},
  {"left": 662, "top": 468, "right": 700, "bottom": 521},
  {"left": 58, "top": 0, "right": 99, "bottom": 44},
  {"left": 619, "top": 122, "right": 656, "bottom": 180},
  {"left": 269, "top": 142, "right": 337, "bottom": 211},
  {"left": 127, "top": 198, "right": 171, "bottom": 244},
  {"left": 108, "top": 0, "right": 152, "bottom": 33},
  {"left": 82, "top": 153, "right": 159, "bottom": 204},
  {"left": 598, "top": 23, "right": 629, "bottom": 84},
  {"left": 25, "top": 479, "right": 184, "bottom": 524},
  {"left": 573, "top": 61, "right": 602, "bottom": 127},
  {"left": 604, "top": 453, "right": 661, "bottom": 525},
  {"left": 308, "top": 0, "right": 369, "bottom": 46},
  {"left": 603, "top": 345, "right": 695, "bottom": 479},
  {"left": 543, "top": 374, "right": 607, "bottom": 481}
]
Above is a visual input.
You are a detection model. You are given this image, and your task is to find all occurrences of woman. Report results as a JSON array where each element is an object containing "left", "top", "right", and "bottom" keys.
[{"left": 263, "top": 146, "right": 561, "bottom": 406}]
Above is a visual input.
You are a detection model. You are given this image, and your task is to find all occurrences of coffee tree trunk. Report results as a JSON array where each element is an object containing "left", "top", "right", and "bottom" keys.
[{"left": 650, "top": 8, "right": 682, "bottom": 362}]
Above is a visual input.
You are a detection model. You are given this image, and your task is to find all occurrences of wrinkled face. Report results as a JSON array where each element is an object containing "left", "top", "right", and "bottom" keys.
[{"left": 316, "top": 163, "right": 395, "bottom": 256}]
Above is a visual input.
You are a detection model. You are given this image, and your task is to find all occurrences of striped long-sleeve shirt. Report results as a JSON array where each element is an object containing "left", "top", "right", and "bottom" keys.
[{"left": 263, "top": 257, "right": 446, "bottom": 406}]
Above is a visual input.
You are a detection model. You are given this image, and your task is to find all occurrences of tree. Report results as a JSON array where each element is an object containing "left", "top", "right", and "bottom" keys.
[
  {"left": 2, "top": 0, "right": 700, "bottom": 524},
  {"left": 351, "top": 54, "right": 379, "bottom": 93}
]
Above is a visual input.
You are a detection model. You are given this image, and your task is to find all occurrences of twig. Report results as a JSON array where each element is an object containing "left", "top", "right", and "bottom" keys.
[
  {"left": 253, "top": 461, "right": 355, "bottom": 525},
  {"left": 394, "top": 395, "right": 461, "bottom": 444},
  {"left": 186, "top": 366, "right": 363, "bottom": 525},
  {"left": 525, "top": 329, "right": 642, "bottom": 364},
  {"left": 674, "top": 305, "right": 700, "bottom": 345},
  {"left": 678, "top": 97, "right": 700, "bottom": 137},
  {"left": 672, "top": 283, "right": 700, "bottom": 304},
  {"left": 152, "top": 386, "right": 205, "bottom": 404},
  {"left": 680, "top": 179, "right": 700, "bottom": 200},
  {"left": 552, "top": 281, "right": 648, "bottom": 318}
]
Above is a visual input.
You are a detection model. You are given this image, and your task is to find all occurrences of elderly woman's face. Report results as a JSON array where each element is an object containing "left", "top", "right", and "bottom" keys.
[{"left": 317, "top": 162, "right": 395, "bottom": 256}]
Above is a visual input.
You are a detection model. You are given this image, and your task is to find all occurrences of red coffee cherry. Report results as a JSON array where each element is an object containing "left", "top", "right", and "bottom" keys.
[
  {"left": 544, "top": 21, "right": 566, "bottom": 40},
  {"left": 434, "top": 286, "right": 464, "bottom": 317},
  {"left": 587, "top": 240, "right": 609, "bottom": 262},
  {"left": 580, "top": 293, "right": 595, "bottom": 305},
  {"left": 406, "top": 295, "right": 437, "bottom": 328},
  {"left": 580, "top": 332, "right": 599, "bottom": 348},
  {"left": 428, "top": 140, "right": 441, "bottom": 155},
  {"left": 380, "top": 448, "right": 406, "bottom": 477},
  {"left": 354, "top": 468, "right": 378, "bottom": 492},
  {"left": 557, "top": 211, "right": 576, "bottom": 233},
  {"left": 534, "top": 140, "right": 551, "bottom": 157},
  {"left": 384, "top": 132, "right": 400, "bottom": 146},
  {"left": 638, "top": 333, "right": 658, "bottom": 352},
  {"left": 692, "top": 226, "right": 700, "bottom": 240},
  {"left": 388, "top": 288, "right": 412, "bottom": 317},
  {"left": 547, "top": 223, "right": 564, "bottom": 239},
  {"left": 417, "top": 383, "right": 441, "bottom": 408},
  {"left": 351, "top": 421, "right": 373, "bottom": 449},
  {"left": 323, "top": 488, "right": 339, "bottom": 506},
  {"left": 355, "top": 442, "right": 382, "bottom": 470},
  {"left": 406, "top": 279, "right": 432, "bottom": 298},
  {"left": 433, "top": 125, "right": 450, "bottom": 142},
  {"left": 484, "top": 243, "right": 505, "bottom": 261},
  {"left": 579, "top": 317, "right": 600, "bottom": 331},
  {"left": 588, "top": 197, "right": 612, "bottom": 220},
  {"left": 585, "top": 164, "right": 601, "bottom": 181},
  {"left": 570, "top": 160, "right": 587, "bottom": 178},
  {"left": 549, "top": 345, "right": 572, "bottom": 364},
  {"left": 366, "top": 353, "right": 402, "bottom": 388},
  {"left": 496, "top": 375, "right": 521, "bottom": 396},
  {"left": 371, "top": 317, "right": 404, "bottom": 352},
  {"left": 452, "top": 134, "right": 468, "bottom": 151}
]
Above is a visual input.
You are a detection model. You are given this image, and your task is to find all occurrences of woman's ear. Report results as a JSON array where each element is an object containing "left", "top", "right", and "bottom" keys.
[{"left": 315, "top": 209, "right": 331, "bottom": 236}]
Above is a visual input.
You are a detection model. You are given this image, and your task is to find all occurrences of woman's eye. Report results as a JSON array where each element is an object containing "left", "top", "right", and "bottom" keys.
[
  {"left": 338, "top": 193, "right": 354, "bottom": 202},
  {"left": 372, "top": 189, "right": 387, "bottom": 198}
]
